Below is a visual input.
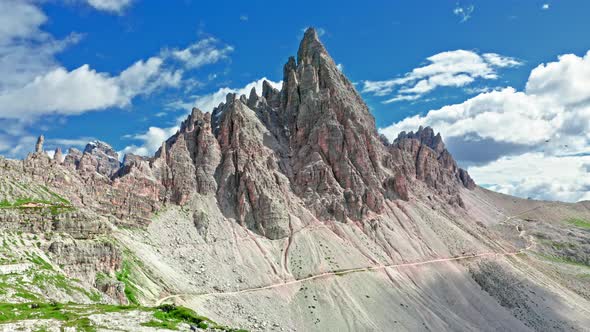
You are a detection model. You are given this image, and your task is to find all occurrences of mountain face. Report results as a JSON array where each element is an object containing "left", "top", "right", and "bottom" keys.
[
  {"left": 85, "top": 27, "right": 474, "bottom": 239},
  {"left": 1, "top": 28, "right": 590, "bottom": 332}
]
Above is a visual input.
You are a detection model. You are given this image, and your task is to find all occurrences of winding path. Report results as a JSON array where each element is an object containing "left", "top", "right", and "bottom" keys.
[
  {"left": 155, "top": 208, "right": 539, "bottom": 306},
  {"left": 156, "top": 249, "right": 529, "bottom": 306}
]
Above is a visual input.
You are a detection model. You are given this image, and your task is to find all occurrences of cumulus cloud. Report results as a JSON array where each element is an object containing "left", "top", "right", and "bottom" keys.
[
  {"left": 381, "top": 87, "right": 559, "bottom": 148},
  {"left": 362, "top": 50, "right": 521, "bottom": 103},
  {"left": 469, "top": 153, "right": 590, "bottom": 202},
  {"left": 85, "top": 0, "right": 133, "bottom": 13},
  {"left": 0, "top": 1, "right": 82, "bottom": 91},
  {"left": 0, "top": 58, "right": 181, "bottom": 119},
  {"left": 0, "top": 34, "right": 231, "bottom": 120},
  {"left": 482, "top": 53, "right": 523, "bottom": 68},
  {"left": 525, "top": 52, "right": 590, "bottom": 105},
  {"left": 542, "top": 4, "right": 550, "bottom": 10},
  {"left": 0, "top": 1, "right": 232, "bottom": 158},
  {"left": 0, "top": 1, "right": 46, "bottom": 43},
  {"left": 117, "top": 57, "right": 182, "bottom": 99},
  {"left": 0, "top": 0, "right": 232, "bottom": 121},
  {"left": 380, "top": 50, "right": 590, "bottom": 201},
  {"left": 0, "top": 65, "right": 121, "bottom": 117}
]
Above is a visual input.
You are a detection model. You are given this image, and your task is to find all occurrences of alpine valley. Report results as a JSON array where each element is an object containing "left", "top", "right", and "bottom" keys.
[{"left": 0, "top": 28, "right": 589, "bottom": 331}]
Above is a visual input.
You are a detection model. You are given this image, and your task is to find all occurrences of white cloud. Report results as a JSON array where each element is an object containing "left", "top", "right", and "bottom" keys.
[
  {"left": 525, "top": 52, "right": 590, "bottom": 105},
  {"left": 0, "top": 0, "right": 232, "bottom": 121},
  {"left": 0, "top": 1, "right": 82, "bottom": 91},
  {"left": 163, "top": 38, "right": 234, "bottom": 70},
  {"left": 46, "top": 149, "right": 56, "bottom": 159},
  {"left": 469, "top": 153, "right": 590, "bottom": 202},
  {"left": 453, "top": 4, "right": 475, "bottom": 23},
  {"left": 362, "top": 50, "right": 521, "bottom": 103},
  {"left": 0, "top": 35, "right": 232, "bottom": 120},
  {"left": 0, "top": 58, "right": 180, "bottom": 119},
  {"left": 239, "top": 14, "right": 248, "bottom": 21},
  {"left": 464, "top": 86, "right": 500, "bottom": 95},
  {"left": 0, "top": 1, "right": 46, "bottom": 43},
  {"left": 482, "top": 53, "right": 523, "bottom": 68},
  {"left": 381, "top": 87, "right": 559, "bottom": 147},
  {"left": 383, "top": 94, "right": 421, "bottom": 103},
  {"left": 119, "top": 126, "right": 179, "bottom": 157},
  {"left": 0, "top": 65, "right": 119, "bottom": 118},
  {"left": 117, "top": 57, "right": 182, "bottom": 99},
  {"left": 86, "top": 0, "right": 133, "bottom": 13},
  {"left": 542, "top": 4, "right": 550, "bottom": 10},
  {"left": 0, "top": 1, "right": 232, "bottom": 158},
  {"left": 380, "top": 50, "right": 590, "bottom": 202}
]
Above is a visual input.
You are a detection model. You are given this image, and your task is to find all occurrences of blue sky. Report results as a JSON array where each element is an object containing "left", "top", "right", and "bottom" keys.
[{"left": 2, "top": 0, "right": 590, "bottom": 202}]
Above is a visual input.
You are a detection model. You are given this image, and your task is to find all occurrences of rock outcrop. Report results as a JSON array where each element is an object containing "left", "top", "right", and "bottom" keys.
[
  {"left": 53, "top": 147, "right": 63, "bottom": 164},
  {"left": 79, "top": 141, "right": 121, "bottom": 178},
  {"left": 64, "top": 148, "right": 83, "bottom": 169},
  {"left": 280, "top": 28, "right": 389, "bottom": 221},
  {"left": 154, "top": 108, "right": 221, "bottom": 205},
  {"left": 213, "top": 96, "right": 291, "bottom": 239},
  {"left": 47, "top": 240, "right": 122, "bottom": 288},
  {"left": 35, "top": 135, "right": 44, "bottom": 153},
  {"left": 394, "top": 126, "right": 476, "bottom": 191}
]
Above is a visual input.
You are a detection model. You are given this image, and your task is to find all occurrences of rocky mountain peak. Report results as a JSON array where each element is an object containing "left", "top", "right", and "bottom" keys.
[
  {"left": 262, "top": 80, "right": 278, "bottom": 97},
  {"left": 392, "top": 126, "right": 476, "bottom": 192},
  {"left": 63, "top": 147, "right": 82, "bottom": 169},
  {"left": 121, "top": 153, "right": 146, "bottom": 167},
  {"left": 84, "top": 140, "right": 116, "bottom": 156},
  {"left": 22, "top": 27, "right": 476, "bottom": 237},
  {"left": 396, "top": 126, "right": 446, "bottom": 154},
  {"left": 80, "top": 140, "right": 121, "bottom": 178},
  {"left": 247, "top": 87, "right": 258, "bottom": 106},
  {"left": 35, "top": 135, "right": 44, "bottom": 153},
  {"left": 54, "top": 147, "right": 63, "bottom": 163},
  {"left": 297, "top": 27, "right": 327, "bottom": 66}
]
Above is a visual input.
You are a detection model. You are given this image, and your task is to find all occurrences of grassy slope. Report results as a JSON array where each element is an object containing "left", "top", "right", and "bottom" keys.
[{"left": 0, "top": 302, "right": 247, "bottom": 331}]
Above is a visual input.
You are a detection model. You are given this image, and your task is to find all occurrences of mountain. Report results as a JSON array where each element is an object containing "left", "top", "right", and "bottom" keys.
[{"left": 0, "top": 28, "right": 589, "bottom": 331}]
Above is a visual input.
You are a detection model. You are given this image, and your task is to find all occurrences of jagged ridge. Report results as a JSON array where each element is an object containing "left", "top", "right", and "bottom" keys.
[{"left": 23, "top": 28, "right": 474, "bottom": 240}]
